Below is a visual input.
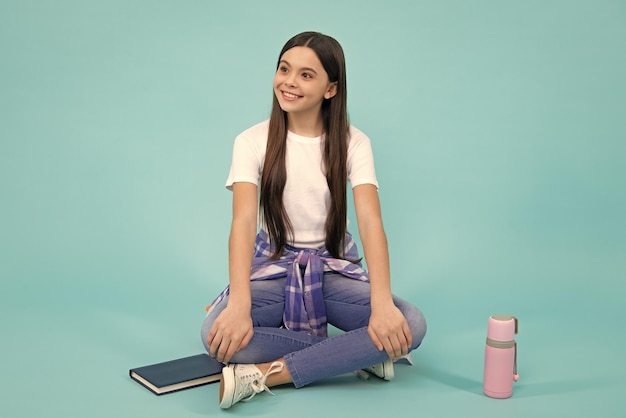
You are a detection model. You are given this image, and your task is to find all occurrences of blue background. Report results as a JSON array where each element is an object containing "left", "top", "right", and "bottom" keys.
[{"left": 1, "top": 1, "right": 624, "bottom": 417}]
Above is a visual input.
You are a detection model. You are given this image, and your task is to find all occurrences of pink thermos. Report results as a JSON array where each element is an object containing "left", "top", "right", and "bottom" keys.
[{"left": 483, "top": 314, "right": 519, "bottom": 398}]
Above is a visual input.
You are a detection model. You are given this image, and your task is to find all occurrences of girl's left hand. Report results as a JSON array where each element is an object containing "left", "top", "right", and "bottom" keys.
[{"left": 367, "top": 303, "right": 412, "bottom": 360}]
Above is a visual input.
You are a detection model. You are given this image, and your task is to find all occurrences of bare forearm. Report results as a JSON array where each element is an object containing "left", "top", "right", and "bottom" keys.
[
  {"left": 353, "top": 184, "right": 394, "bottom": 307},
  {"left": 227, "top": 182, "right": 259, "bottom": 310},
  {"left": 359, "top": 220, "right": 394, "bottom": 307},
  {"left": 227, "top": 219, "right": 256, "bottom": 309},
  {"left": 353, "top": 184, "right": 411, "bottom": 358}
]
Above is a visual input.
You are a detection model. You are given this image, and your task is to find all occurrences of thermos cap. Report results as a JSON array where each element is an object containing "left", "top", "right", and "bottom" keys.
[{"left": 487, "top": 314, "right": 518, "bottom": 342}]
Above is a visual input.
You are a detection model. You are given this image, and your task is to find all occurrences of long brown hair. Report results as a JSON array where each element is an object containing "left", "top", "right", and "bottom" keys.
[{"left": 260, "top": 32, "right": 349, "bottom": 259}]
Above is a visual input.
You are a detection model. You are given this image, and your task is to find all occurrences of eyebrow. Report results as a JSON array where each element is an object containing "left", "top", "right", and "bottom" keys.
[{"left": 279, "top": 60, "right": 319, "bottom": 75}]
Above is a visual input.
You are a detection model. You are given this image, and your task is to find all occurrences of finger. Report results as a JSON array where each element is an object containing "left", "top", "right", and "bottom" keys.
[
  {"left": 237, "top": 328, "right": 254, "bottom": 352},
  {"left": 207, "top": 327, "right": 217, "bottom": 347},
  {"left": 402, "top": 324, "right": 412, "bottom": 355},
  {"left": 208, "top": 333, "right": 222, "bottom": 358},
  {"left": 393, "top": 329, "right": 408, "bottom": 357},
  {"left": 216, "top": 338, "right": 232, "bottom": 363},
  {"left": 380, "top": 336, "right": 394, "bottom": 359},
  {"left": 382, "top": 343, "right": 392, "bottom": 359},
  {"left": 386, "top": 334, "right": 403, "bottom": 359},
  {"left": 215, "top": 331, "right": 236, "bottom": 360},
  {"left": 400, "top": 337, "right": 409, "bottom": 357},
  {"left": 367, "top": 326, "right": 384, "bottom": 351},
  {"left": 223, "top": 339, "right": 241, "bottom": 364},
  {"left": 403, "top": 322, "right": 413, "bottom": 350}
]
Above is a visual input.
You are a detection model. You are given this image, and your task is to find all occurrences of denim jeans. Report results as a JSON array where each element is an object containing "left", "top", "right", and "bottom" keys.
[{"left": 200, "top": 272, "right": 427, "bottom": 388}]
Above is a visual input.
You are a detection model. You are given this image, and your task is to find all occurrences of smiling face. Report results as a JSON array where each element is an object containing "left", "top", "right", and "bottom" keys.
[{"left": 273, "top": 46, "right": 338, "bottom": 125}]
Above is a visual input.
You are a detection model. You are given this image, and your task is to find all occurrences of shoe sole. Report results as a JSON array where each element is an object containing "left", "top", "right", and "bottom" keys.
[
  {"left": 219, "top": 366, "right": 235, "bottom": 409},
  {"left": 381, "top": 359, "right": 394, "bottom": 380},
  {"left": 364, "top": 358, "right": 395, "bottom": 380}
]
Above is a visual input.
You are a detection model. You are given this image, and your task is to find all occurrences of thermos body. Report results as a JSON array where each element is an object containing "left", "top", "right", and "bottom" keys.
[{"left": 483, "top": 314, "right": 518, "bottom": 399}]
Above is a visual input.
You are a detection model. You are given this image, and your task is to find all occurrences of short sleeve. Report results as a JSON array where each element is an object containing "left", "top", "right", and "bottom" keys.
[
  {"left": 225, "top": 133, "right": 263, "bottom": 191},
  {"left": 347, "top": 129, "right": 379, "bottom": 189}
]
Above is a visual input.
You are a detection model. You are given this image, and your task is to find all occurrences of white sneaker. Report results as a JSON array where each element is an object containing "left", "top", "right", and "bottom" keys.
[
  {"left": 365, "top": 357, "right": 395, "bottom": 380},
  {"left": 219, "top": 361, "right": 284, "bottom": 409}
]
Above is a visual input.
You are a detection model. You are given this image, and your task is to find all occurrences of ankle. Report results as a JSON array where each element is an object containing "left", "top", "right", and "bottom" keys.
[{"left": 257, "top": 360, "right": 291, "bottom": 386}]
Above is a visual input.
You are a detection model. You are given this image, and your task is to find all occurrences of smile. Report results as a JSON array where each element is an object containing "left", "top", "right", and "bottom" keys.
[{"left": 281, "top": 91, "right": 302, "bottom": 101}]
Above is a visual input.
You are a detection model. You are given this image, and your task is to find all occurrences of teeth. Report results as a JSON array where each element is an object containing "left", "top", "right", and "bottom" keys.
[{"left": 283, "top": 92, "right": 299, "bottom": 99}]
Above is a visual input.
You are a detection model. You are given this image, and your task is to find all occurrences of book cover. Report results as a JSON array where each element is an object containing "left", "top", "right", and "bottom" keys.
[{"left": 129, "top": 353, "right": 224, "bottom": 395}]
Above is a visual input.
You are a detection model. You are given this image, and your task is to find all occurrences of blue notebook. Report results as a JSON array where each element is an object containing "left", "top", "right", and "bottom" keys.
[{"left": 130, "top": 354, "right": 223, "bottom": 395}]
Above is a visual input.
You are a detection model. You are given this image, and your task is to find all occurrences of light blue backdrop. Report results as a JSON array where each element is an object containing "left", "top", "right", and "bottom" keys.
[{"left": 1, "top": 1, "right": 624, "bottom": 417}]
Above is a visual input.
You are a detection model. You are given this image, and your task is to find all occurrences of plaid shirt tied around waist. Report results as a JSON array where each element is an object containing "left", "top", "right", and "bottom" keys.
[{"left": 209, "top": 229, "right": 369, "bottom": 337}]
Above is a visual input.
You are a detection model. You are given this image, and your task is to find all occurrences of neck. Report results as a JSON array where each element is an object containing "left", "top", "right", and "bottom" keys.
[{"left": 287, "top": 110, "right": 324, "bottom": 138}]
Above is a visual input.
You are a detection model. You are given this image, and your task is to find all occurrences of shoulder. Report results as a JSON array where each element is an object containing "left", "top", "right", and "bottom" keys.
[
  {"left": 239, "top": 119, "right": 270, "bottom": 138},
  {"left": 234, "top": 120, "right": 269, "bottom": 152},
  {"left": 237, "top": 119, "right": 269, "bottom": 142},
  {"left": 347, "top": 124, "right": 373, "bottom": 150}
]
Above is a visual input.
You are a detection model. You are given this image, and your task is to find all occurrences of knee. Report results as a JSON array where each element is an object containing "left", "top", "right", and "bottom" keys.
[
  {"left": 403, "top": 304, "right": 427, "bottom": 350},
  {"left": 200, "top": 311, "right": 217, "bottom": 352}
]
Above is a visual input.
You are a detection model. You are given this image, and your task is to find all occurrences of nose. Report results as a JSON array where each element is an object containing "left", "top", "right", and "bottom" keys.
[{"left": 284, "top": 73, "right": 297, "bottom": 88}]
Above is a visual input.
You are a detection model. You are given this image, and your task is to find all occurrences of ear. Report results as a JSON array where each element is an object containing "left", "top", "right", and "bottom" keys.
[{"left": 324, "top": 82, "right": 338, "bottom": 99}]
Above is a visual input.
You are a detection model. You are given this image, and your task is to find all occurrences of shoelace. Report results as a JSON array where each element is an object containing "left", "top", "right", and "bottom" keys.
[
  {"left": 354, "top": 354, "right": 413, "bottom": 380},
  {"left": 244, "top": 361, "right": 284, "bottom": 402}
]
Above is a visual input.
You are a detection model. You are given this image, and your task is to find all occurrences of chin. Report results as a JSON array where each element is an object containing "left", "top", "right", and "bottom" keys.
[{"left": 277, "top": 101, "right": 299, "bottom": 113}]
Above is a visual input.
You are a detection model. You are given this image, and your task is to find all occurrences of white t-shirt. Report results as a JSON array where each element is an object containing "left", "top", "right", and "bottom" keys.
[{"left": 225, "top": 120, "right": 378, "bottom": 248}]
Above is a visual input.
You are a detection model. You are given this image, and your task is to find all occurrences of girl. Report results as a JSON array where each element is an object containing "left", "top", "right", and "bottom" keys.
[{"left": 201, "top": 31, "right": 427, "bottom": 409}]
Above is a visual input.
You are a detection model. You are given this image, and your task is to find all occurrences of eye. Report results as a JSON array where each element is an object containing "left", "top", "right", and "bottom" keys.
[
  {"left": 278, "top": 66, "right": 288, "bottom": 73},
  {"left": 302, "top": 72, "right": 312, "bottom": 79}
]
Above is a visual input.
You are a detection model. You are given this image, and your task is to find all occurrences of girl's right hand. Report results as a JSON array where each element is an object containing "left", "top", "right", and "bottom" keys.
[{"left": 206, "top": 303, "right": 254, "bottom": 364}]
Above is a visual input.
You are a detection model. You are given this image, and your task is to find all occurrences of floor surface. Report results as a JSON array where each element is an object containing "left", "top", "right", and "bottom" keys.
[{"left": 2, "top": 1, "right": 624, "bottom": 417}]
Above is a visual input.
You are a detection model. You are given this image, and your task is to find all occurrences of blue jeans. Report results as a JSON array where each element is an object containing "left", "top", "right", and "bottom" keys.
[{"left": 200, "top": 272, "right": 427, "bottom": 388}]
